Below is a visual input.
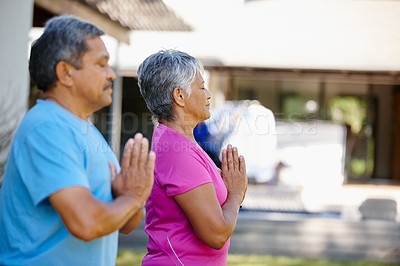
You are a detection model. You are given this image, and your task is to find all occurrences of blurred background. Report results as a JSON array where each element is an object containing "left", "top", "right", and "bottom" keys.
[{"left": 1, "top": 0, "right": 400, "bottom": 263}]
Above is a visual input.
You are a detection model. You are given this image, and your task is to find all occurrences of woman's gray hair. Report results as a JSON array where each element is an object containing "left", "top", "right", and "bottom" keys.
[
  {"left": 137, "top": 49, "right": 204, "bottom": 121},
  {"left": 29, "top": 15, "right": 104, "bottom": 92}
]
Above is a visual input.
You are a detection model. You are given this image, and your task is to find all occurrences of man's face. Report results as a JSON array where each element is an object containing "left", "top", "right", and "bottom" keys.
[{"left": 70, "top": 36, "right": 116, "bottom": 115}]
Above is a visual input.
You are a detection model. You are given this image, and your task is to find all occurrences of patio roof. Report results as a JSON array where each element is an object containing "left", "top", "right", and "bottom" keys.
[
  {"left": 81, "top": 0, "right": 192, "bottom": 32},
  {"left": 34, "top": 0, "right": 192, "bottom": 44}
]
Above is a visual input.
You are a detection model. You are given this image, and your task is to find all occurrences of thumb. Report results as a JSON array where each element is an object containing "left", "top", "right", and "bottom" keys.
[{"left": 109, "top": 161, "right": 117, "bottom": 182}]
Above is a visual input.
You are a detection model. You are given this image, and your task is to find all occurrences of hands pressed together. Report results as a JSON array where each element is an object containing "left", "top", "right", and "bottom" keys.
[
  {"left": 110, "top": 133, "right": 155, "bottom": 208},
  {"left": 221, "top": 144, "right": 248, "bottom": 205}
]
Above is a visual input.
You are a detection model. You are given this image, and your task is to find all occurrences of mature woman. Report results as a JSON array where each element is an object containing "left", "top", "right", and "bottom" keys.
[{"left": 138, "top": 49, "right": 247, "bottom": 265}]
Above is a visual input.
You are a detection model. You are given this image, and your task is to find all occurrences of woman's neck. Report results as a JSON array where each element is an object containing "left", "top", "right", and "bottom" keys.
[{"left": 159, "top": 119, "right": 197, "bottom": 143}]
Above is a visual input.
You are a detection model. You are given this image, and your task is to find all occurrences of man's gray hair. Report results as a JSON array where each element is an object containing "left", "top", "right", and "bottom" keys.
[
  {"left": 29, "top": 15, "right": 104, "bottom": 92},
  {"left": 137, "top": 49, "right": 204, "bottom": 121}
]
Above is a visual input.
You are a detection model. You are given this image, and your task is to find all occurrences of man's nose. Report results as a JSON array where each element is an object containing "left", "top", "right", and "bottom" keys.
[{"left": 108, "top": 65, "right": 117, "bottom": 81}]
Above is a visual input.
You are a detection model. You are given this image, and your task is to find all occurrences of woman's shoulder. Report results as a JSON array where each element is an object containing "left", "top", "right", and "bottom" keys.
[
  {"left": 153, "top": 124, "right": 195, "bottom": 149},
  {"left": 152, "top": 124, "right": 212, "bottom": 165}
]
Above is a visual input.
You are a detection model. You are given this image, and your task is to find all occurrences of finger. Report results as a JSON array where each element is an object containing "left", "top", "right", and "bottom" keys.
[
  {"left": 108, "top": 161, "right": 117, "bottom": 182},
  {"left": 232, "top": 147, "right": 239, "bottom": 170},
  {"left": 131, "top": 133, "right": 143, "bottom": 168},
  {"left": 239, "top": 155, "right": 246, "bottom": 175},
  {"left": 121, "top": 138, "right": 133, "bottom": 170},
  {"left": 227, "top": 144, "right": 233, "bottom": 170},
  {"left": 146, "top": 151, "right": 156, "bottom": 185},
  {"left": 221, "top": 149, "right": 227, "bottom": 172},
  {"left": 138, "top": 137, "right": 149, "bottom": 169}
]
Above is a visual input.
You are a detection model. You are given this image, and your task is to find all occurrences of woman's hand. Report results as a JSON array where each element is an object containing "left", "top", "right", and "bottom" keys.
[
  {"left": 221, "top": 145, "right": 247, "bottom": 204},
  {"left": 173, "top": 144, "right": 247, "bottom": 249}
]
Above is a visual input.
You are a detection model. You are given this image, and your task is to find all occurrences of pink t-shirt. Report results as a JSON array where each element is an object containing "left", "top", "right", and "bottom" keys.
[{"left": 142, "top": 123, "right": 229, "bottom": 266}]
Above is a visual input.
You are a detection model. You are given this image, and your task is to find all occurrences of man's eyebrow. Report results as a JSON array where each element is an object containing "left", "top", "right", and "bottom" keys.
[
  {"left": 96, "top": 54, "right": 110, "bottom": 62},
  {"left": 100, "top": 54, "right": 110, "bottom": 60}
]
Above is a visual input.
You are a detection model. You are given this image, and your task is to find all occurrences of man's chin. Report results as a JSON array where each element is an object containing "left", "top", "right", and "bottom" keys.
[
  {"left": 106, "top": 97, "right": 113, "bottom": 106},
  {"left": 103, "top": 94, "right": 113, "bottom": 106},
  {"left": 94, "top": 98, "right": 113, "bottom": 113}
]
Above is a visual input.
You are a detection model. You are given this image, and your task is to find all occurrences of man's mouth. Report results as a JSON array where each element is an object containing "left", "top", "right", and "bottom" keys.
[{"left": 104, "top": 81, "right": 113, "bottom": 90}]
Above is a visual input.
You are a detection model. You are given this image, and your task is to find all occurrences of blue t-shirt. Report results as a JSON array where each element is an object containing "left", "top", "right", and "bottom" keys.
[{"left": 0, "top": 100, "right": 120, "bottom": 265}]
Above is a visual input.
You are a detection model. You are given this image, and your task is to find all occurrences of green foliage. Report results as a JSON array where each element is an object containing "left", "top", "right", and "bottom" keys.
[
  {"left": 329, "top": 96, "right": 367, "bottom": 134},
  {"left": 350, "top": 158, "right": 366, "bottom": 178}
]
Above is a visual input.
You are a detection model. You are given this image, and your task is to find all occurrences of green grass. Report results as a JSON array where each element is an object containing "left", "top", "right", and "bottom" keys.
[
  {"left": 116, "top": 250, "right": 399, "bottom": 266},
  {"left": 116, "top": 250, "right": 146, "bottom": 266}
]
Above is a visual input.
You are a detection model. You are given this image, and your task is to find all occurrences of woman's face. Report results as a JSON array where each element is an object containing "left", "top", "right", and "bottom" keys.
[{"left": 183, "top": 72, "right": 212, "bottom": 124}]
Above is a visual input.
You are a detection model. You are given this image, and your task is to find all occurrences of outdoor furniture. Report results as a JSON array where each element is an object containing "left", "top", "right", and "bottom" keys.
[{"left": 359, "top": 198, "right": 398, "bottom": 221}]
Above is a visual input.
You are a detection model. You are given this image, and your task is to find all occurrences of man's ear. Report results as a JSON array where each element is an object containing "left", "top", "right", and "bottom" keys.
[
  {"left": 172, "top": 87, "right": 186, "bottom": 107},
  {"left": 55, "top": 61, "right": 73, "bottom": 87}
]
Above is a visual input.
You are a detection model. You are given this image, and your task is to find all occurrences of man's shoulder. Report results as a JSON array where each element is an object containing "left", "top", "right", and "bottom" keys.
[{"left": 15, "top": 101, "right": 82, "bottom": 142}]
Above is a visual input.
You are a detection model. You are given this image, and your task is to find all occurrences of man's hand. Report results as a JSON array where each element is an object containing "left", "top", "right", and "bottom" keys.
[
  {"left": 110, "top": 133, "right": 155, "bottom": 207},
  {"left": 49, "top": 133, "right": 155, "bottom": 241}
]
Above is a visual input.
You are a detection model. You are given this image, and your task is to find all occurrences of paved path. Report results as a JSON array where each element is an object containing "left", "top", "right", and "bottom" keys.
[
  {"left": 242, "top": 184, "right": 400, "bottom": 221},
  {"left": 118, "top": 184, "right": 400, "bottom": 263}
]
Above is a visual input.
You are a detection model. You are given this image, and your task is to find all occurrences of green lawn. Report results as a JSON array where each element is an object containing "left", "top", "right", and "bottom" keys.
[{"left": 116, "top": 250, "right": 398, "bottom": 266}]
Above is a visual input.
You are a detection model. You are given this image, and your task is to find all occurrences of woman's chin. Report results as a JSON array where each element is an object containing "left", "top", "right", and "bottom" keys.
[{"left": 203, "top": 113, "right": 211, "bottom": 121}]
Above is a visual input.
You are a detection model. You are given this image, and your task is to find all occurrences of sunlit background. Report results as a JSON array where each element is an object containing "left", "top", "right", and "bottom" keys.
[{"left": 1, "top": 0, "right": 400, "bottom": 263}]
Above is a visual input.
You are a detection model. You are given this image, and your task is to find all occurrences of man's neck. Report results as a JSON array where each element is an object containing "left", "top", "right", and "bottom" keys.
[{"left": 43, "top": 90, "right": 92, "bottom": 121}]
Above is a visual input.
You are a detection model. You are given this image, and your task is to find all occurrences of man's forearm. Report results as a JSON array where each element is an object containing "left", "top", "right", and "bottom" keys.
[
  {"left": 97, "top": 195, "right": 143, "bottom": 235},
  {"left": 50, "top": 187, "right": 145, "bottom": 241},
  {"left": 119, "top": 208, "right": 144, "bottom": 234}
]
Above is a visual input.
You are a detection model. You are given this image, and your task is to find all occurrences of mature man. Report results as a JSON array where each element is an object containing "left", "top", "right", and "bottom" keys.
[{"left": 0, "top": 15, "right": 155, "bottom": 265}]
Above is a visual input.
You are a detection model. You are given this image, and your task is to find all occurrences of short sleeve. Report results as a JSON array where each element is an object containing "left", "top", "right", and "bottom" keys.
[
  {"left": 18, "top": 123, "right": 89, "bottom": 206},
  {"left": 156, "top": 148, "right": 212, "bottom": 197}
]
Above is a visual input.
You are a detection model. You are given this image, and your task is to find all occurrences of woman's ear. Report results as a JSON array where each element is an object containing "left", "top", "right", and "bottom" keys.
[
  {"left": 172, "top": 87, "right": 186, "bottom": 107},
  {"left": 55, "top": 61, "right": 73, "bottom": 87}
]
